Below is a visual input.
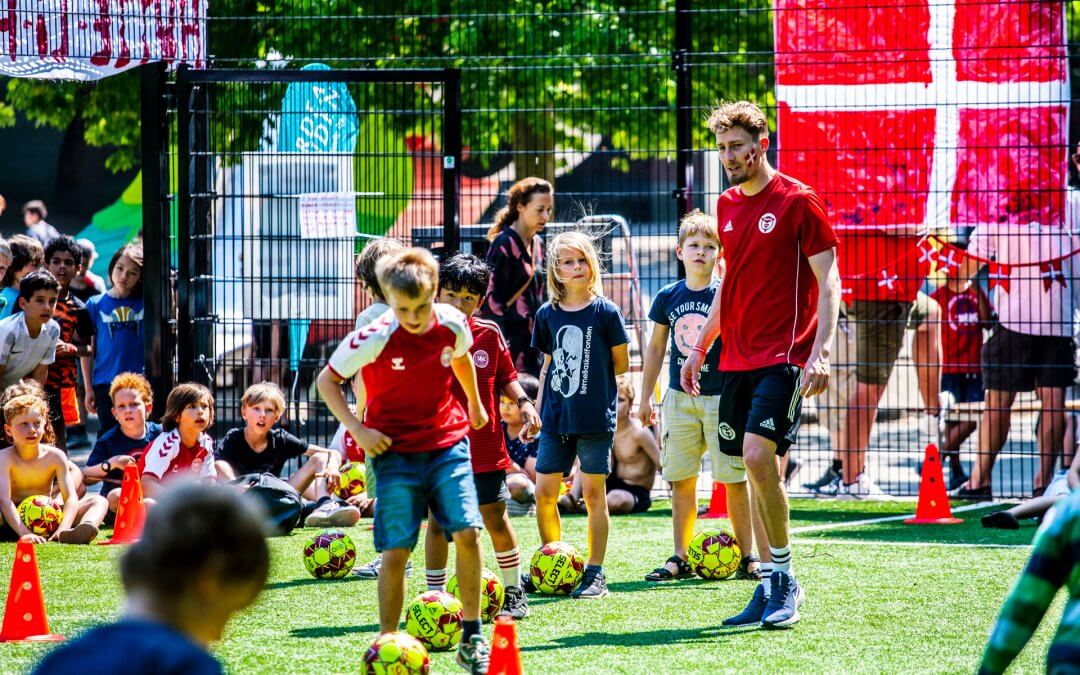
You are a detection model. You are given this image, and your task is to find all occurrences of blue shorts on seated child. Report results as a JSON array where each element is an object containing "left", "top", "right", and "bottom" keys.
[
  {"left": 535, "top": 431, "right": 614, "bottom": 476},
  {"left": 370, "top": 437, "right": 483, "bottom": 552}
]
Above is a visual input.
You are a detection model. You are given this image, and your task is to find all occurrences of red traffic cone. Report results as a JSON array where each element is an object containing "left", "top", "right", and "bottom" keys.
[
  {"left": 487, "top": 616, "right": 523, "bottom": 675},
  {"left": 0, "top": 541, "right": 63, "bottom": 642},
  {"left": 100, "top": 465, "right": 147, "bottom": 545},
  {"left": 699, "top": 481, "right": 729, "bottom": 519},
  {"left": 905, "top": 444, "right": 962, "bottom": 525}
]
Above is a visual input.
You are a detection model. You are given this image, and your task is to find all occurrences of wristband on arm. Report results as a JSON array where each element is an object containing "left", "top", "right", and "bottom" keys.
[{"left": 690, "top": 345, "right": 707, "bottom": 356}]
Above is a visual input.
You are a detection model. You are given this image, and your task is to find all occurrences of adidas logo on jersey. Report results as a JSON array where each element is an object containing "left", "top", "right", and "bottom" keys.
[
  {"left": 760, "top": 418, "right": 776, "bottom": 431},
  {"left": 722, "top": 220, "right": 734, "bottom": 232},
  {"left": 391, "top": 357, "right": 405, "bottom": 371}
]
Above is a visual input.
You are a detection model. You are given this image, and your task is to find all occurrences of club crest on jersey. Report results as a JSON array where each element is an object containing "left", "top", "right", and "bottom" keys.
[
  {"left": 473, "top": 349, "right": 490, "bottom": 369},
  {"left": 391, "top": 357, "right": 405, "bottom": 371},
  {"left": 440, "top": 346, "right": 454, "bottom": 367},
  {"left": 758, "top": 213, "right": 777, "bottom": 234}
]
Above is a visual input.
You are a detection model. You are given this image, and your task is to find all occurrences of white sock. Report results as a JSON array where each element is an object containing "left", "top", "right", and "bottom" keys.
[
  {"left": 769, "top": 545, "right": 792, "bottom": 575},
  {"left": 425, "top": 568, "right": 447, "bottom": 591},
  {"left": 760, "top": 562, "right": 774, "bottom": 597},
  {"left": 495, "top": 548, "right": 521, "bottom": 589}
]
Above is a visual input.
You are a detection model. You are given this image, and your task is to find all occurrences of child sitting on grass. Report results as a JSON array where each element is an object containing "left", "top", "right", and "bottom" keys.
[
  {"left": 82, "top": 372, "right": 163, "bottom": 509},
  {"left": 214, "top": 381, "right": 359, "bottom": 528},
  {"left": 139, "top": 383, "right": 218, "bottom": 501},
  {"left": 503, "top": 372, "right": 540, "bottom": 483},
  {"left": 31, "top": 483, "right": 270, "bottom": 674},
  {"left": 0, "top": 393, "right": 108, "bottom": 543},
  {"left": 982, "top": 451, "right": 1079, "bottom": 530}
]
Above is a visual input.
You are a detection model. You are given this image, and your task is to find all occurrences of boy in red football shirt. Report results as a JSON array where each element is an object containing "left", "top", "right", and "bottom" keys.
[
  {"left": 421, "top": 254, "right": 541, "bottom": 619},
  {"left": 683, "top": 101, "right": 840, "bottom": 629},
  {"left": 317, "top": 247, "right": 492, "bottom": 673},
  {"left": 930, "top": 258, "right": 992, "bottom": 489}
]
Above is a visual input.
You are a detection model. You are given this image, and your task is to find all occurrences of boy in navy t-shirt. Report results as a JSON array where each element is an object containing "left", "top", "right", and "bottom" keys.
[
  {"left": 83, "top": 373, "right": 162, "bottom": 508},
  {"left": 32, "top": 484, "right": 269, "bottom": 675},
  {"left": 638, "top": 210, "right": 767, "bottom": 590}
]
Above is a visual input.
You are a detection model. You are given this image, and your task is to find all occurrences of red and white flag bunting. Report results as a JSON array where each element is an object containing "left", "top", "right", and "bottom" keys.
[{"left": 773, "top": 0, "right": 1069, "bottom": 298}]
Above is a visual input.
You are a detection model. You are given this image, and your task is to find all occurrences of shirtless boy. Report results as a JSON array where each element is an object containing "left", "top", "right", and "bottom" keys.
[{"left": 0, "top": 393, "right": 108, "bottom": 543}]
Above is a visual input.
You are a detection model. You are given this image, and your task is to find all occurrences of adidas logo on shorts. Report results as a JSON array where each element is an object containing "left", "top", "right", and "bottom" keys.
[
  {"left": 723, "top": 220, "right": 734, "bottom": 232},
  {"left": 760, "top": 418, "right": 776, "bottom": 431}
]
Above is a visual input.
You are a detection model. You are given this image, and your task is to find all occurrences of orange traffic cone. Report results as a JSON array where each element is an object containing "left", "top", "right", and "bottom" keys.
[
  {"left": 100, "top": 465, "right": 146, "bottom": 545},
  {"left": 699, "top": 481, "right": 729, "bottom": 519},
  {"left": 905, "top": 444, "right": 962, "bottom": 525},
  {"left": 0, "top": 541, "right": 63, "bottom": 642},
  {"left": 487, "top": 616, "right": 523, "bottom": 675}
]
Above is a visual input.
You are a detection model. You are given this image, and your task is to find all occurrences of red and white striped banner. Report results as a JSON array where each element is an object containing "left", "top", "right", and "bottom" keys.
[
  {"left": 773, "top": 0, "right": 1069, "bottom": 301},
  {"left": 0, "top": 0, "right": 207, "bottom": 80}
]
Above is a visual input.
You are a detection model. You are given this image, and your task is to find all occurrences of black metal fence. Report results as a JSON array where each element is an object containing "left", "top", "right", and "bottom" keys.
[{"left": 139, "top": 1, "right": 1080, "bottom": 499}]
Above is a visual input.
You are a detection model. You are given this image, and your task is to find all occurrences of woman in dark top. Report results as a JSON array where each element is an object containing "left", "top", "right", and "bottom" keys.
[{"left": 481, "top": 176, "right": 553, "bottom": 375}]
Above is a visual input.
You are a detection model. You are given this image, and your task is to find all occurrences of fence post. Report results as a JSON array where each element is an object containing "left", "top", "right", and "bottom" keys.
[
  {"left": 442, "top": 68, "right": 462, "bottom": 254},
  {"left": 673, "top": 0, "right": 693, "bottom": 280},
  {"left": 175, "top": 67, "right": 194, "bottom": 384}
]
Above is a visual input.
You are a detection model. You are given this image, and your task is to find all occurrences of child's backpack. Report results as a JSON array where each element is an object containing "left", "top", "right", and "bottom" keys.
[{"left": 232, "top": 473, "right": 303, "bottom": 536}]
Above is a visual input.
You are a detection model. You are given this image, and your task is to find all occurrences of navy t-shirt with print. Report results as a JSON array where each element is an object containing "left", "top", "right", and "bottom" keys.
[
  {"left": 532, "top": 297, "right": 629, "bottom": 434},
  {"left": 86, "top": 294, "right": 145, "bottom": 385},
  {"left": 648, "top": 278, "right": 723, "bottom": 395},
  {"left": 87, "top": 422, "right": 164, "bottom": 496},
  {"left": 32, "top": 619, "right": 222, "bottom": 675}
]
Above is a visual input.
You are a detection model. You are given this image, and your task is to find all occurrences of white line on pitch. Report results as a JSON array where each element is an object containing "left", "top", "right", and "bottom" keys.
[
  {"left": 794, "top": 538, "right": 1030, "bottom": 550},
  {"left": 790, "top": 501, "right": 1003, "bottom": 535}
]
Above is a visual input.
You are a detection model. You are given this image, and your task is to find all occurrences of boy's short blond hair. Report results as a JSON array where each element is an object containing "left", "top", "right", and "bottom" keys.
[
  {"left": 355, "top": 237, "right": 406, "bottom": 302},
  {"left": 241, "top": 381, "right": 286, "bottom": 414},
  {"left": 4, "top": 394, "right": 49, "bottom": 425},
  {"left": 110, "top": 372, "right": 154, "bottom": 405},
  {"left": 678, "top": 209, "right": 719, "bottom": 247},
  {"left": 376, "top": 247, "right": 439, "bottom": 299},
  {"left": 616, "top": 374, "right": 635, "bottom": 405}
]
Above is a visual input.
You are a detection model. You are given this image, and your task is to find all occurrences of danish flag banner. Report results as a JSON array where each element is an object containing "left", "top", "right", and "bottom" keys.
[
  {"left": 0, "top": 0, "right": 207, "bottom": 81},
  {"left": 773, "top": 0, "right": 1069, "bottom": 302}
]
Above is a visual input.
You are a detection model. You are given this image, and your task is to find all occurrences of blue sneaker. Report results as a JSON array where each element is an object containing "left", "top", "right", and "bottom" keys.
[
  {"left": 761, "top": 571, "right": 804, "bottom": 628},
  {"left": 722, "top": 583, "right": 768, "bottom": 626}
]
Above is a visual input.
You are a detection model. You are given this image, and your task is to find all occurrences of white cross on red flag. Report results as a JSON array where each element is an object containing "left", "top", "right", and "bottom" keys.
[{"left": 773, "top": 0, "right": 1069, "bottom": 302}]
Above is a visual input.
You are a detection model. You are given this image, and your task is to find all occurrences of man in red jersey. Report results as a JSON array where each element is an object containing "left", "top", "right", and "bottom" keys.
[
  {"left": 422, "top": 253, "right": 541, "bottom": 620},
  {"left": 681, "top": 101, "right": 840, "bottom": 629}
]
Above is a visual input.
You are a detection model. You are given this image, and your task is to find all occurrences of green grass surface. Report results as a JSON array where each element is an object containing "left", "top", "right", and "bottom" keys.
[{"left": 0, "top": 498, "right": 1060, "bottom": 674}]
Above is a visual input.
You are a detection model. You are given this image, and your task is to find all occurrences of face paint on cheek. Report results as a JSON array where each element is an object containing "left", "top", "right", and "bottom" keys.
[{"left": 744, "top": 148, "right": 757, "bottom": 166}]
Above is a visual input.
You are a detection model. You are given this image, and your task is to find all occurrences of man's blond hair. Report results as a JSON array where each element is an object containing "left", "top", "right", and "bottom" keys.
[
  {"left": 706, "top": 100, "right": 769, "bottom": 139},
  {"left": 376, "top": 247, "right": 439, "bottom": 299},
  {"left": 678, "top": 209, "right": 719, "bottom": 247},
  {"left": 241, "top": 381, "right": 286, "bottom": 415}
]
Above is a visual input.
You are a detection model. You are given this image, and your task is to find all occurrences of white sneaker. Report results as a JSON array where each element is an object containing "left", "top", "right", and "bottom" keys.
[
  {"left": 837, "top": 473, "right": 892, "bottom": 500},
  {"left": 304, "top": 500, "right": 360, "bottom": 528}
]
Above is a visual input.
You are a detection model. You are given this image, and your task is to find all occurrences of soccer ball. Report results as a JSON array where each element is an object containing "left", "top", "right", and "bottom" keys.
[
  {"left": 447, "top": 568, "right": 504, "bottom": 622},
  {"left": 529, "top": 540, "right": 585, "bottom": 595},
  {"left": 303, "top": 529, "right": 357, "bottom": 579},
  {"left": 687, "top": 529, "right": 741, "bottom": 580},
  {"left": 362, "top": 631, "right": 431, "bottom": 674},
  {"left": 405, "top": 590, "right": 463, "bottom": 651},
  {"left": 334, "top": 461, "right": 367, "bottom": 499},
  {"left": 18, "top": 495, "right": 62, "bottom": 537}
]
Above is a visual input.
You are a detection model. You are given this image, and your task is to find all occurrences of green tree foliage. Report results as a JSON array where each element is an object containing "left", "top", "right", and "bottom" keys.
[{"left": 0, "top": 2, "right": 798, "bottom": 176}]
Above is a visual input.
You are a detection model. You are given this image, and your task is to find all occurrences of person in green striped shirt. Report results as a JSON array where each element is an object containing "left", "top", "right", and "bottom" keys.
[{"left": 979, "top": 488, "right": 1080, "bottom": 673}]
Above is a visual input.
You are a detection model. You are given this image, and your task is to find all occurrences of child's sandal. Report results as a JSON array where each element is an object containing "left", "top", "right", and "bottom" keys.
[{"left": 645, "top": 555, "right": 694, "bottom": 582}]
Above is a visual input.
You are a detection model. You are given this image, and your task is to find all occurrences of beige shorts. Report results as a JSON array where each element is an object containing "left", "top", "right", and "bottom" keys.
[
  {"left": 820, "top": 306, "right": 857, "bottom": 438},
  {"left": 661, "top": 389, "right": 746, "bottom": 484}
]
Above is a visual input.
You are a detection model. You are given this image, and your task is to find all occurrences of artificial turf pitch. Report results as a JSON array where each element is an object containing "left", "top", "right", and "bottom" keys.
[{"left": 0, "top": 498, "right": 1061, "bottom": 673}]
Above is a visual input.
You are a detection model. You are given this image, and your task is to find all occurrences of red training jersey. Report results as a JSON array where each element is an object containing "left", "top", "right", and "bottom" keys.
[
  {"left": 327, "top": 304, "right": 473, "bottom": 454},
  {"left": 930, "top": 284, "right": 986, "bottom": 374},
  {"left": 452, "top": 317, "right": 516, "bottom": 473},
  {"left": 716, "top": 172, "right": 839, "bottom": 371}
]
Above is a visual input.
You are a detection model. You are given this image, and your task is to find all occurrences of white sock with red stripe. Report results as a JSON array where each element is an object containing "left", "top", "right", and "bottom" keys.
[
  {"left": 425, "top": 568, "right": 447, "bottom": 592},
  {"left": 494, "top": 548, "right": 521, "bottom": 589}
]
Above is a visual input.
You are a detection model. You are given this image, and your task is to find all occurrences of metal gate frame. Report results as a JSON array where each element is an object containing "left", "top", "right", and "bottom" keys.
[{"left": 143, "top": 65, "right": 462, "bottom": 394}]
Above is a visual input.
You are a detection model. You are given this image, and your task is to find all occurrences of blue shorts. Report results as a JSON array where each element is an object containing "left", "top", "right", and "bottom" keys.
[
  {"left": 370, "top": 438, "right": 482, "bottom": 552},
  {"left": 942, "top": 372, "right": 984, "bottom": 404},
  {"left": 535, "top": 431, "right": 614, "bottom": 476}
]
